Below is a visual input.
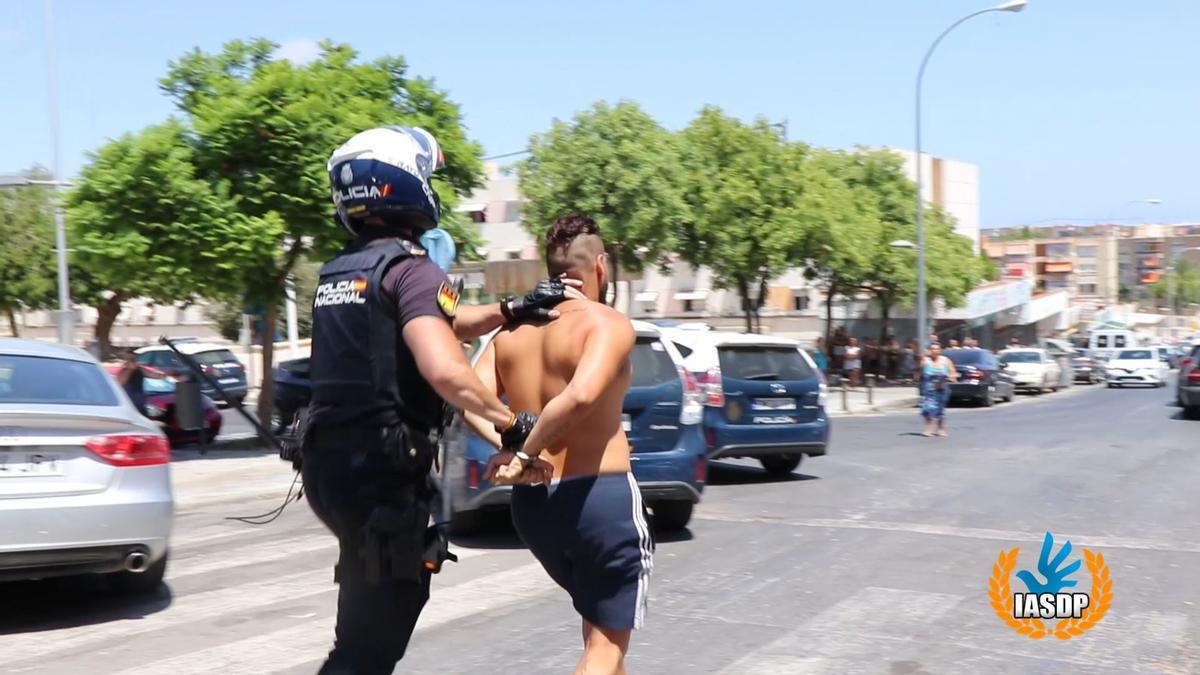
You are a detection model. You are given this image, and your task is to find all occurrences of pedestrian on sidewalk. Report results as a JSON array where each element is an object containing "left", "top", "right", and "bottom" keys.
[
  {"left": 813, "top": 337, "right": 829, "bottom": 374},
  {"left": 919, "top": 342, "right": 957, "bottom": 437},
  {"left": 831, "top": 326, "right": 848, "bottom": 374},
  {"left": 901, "top": 340, "right": 917, "bottom": 385},
  {"left": 885, "top": 338, "right": 901, "bottom": 383},
  {"left": 844, "top": 337, "right": 862, "bottom": 388}
]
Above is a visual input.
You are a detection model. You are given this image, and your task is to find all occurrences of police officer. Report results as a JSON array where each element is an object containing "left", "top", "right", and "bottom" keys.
[{"left": 303, "top": 126, "right": 571, "bottom": 674}]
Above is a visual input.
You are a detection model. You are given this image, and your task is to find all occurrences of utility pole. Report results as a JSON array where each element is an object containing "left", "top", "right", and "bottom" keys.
[{"left": 44, "top": 0, "right": 74, "bottom": 344}]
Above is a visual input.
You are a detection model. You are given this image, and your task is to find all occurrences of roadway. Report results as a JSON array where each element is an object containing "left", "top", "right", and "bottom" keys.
[{"left": 2, "top": 381, "right": 1197, "bottom": 673}]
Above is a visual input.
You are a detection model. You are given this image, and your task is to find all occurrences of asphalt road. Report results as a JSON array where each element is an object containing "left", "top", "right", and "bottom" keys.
[{"left": 2, "top": 381, "right": 1197, "bottom": 674}]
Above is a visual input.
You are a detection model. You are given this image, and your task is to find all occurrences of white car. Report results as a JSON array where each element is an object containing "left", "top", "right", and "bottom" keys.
[
  {"left": 1105, "top": 348, "right": 1170, "bottom": 388},
  {"left": 0, "top": 339, "right": 173, "bottom": 594},
  {"left": 998, "top": 348, "right": 1062, "bottom": 393}
]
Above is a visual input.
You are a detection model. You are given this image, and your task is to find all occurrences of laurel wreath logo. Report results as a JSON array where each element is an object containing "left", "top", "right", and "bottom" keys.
[{"left": 988, "top": 547, "right": 1112, "bottom": 640}]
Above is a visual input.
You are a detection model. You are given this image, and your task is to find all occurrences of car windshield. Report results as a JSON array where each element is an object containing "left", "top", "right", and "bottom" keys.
[
  {"left": 1000, "top": 351, "right": 1041, "bottom": 364},
  {"left": 144, "top": 377, "right": 177, "bottom": 394},
  {"left": 0, "top": 355, "right": 119, "bottom": 406},
  {"left": 945, "top": 349, "right": 985, "bottom": 365},
  {"left": 1116, "top": 350, "right": 1153, "bottom": 360},
  {"left": 193, "top": 349, "right": 238, "bottom": 366},
  {"left": 718, "top": 346, "right": 814, "bottom": 381},
  {"left": 630, "top": 338, "right": 679, "bottom": 388}
]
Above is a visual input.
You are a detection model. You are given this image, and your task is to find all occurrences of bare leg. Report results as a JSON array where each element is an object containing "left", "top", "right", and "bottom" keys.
[
  {"left": 573, "top": 618, "right": 630, "bottom": 675},
  {"left": 937, "top": 417, "right": 948, "bottom": 437}
]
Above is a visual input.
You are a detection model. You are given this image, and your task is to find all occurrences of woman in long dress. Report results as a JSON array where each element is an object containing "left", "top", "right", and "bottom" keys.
[{"left": 920, "top": 342, "right": 958, "bottom": 437}]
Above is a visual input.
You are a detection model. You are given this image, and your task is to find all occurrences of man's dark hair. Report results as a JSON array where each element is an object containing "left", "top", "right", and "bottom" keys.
[{"left": 544, "top": 214, "right": 600, "bottom": 260}]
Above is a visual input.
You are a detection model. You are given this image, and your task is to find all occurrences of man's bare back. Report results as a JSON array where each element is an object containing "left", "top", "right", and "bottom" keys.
[{"left": 492, "top": 299, "right": 633, "bottom": 479}]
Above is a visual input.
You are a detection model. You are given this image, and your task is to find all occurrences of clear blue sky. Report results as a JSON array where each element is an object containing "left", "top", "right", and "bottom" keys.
[{"left": 2, "top": 0, "right": 1196, "bottom": 228}]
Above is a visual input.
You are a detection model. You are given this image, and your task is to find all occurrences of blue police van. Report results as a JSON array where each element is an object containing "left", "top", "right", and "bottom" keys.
[
  {"left": 440, "top": 320, "right": 706, "bottom": 533},
  {"left": 659, "top": 328, "right": 829, "bottom": 476}
]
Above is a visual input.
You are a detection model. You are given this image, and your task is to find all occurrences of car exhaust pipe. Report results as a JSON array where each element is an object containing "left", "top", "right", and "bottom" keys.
[{"left": 123, "top": 550, "right": 150, "bottom": 573}]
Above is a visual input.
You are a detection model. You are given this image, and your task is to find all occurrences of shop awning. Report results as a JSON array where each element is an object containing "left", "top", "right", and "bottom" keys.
[{"left": 673, "top": 290, "right": 709, "bottom": 301}]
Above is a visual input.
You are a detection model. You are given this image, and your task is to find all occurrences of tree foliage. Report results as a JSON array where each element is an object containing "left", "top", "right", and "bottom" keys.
[
  {"left": 0, "top": 167, "right": 56, "bottom": 336},
  {"left": 677, "top": 107, "right": 811, "bottom": 331},
  {"left": 519, "top": 101, "right": 688, "bottom": 293},
  {"left": 68, "top": 38, "right": 484, "bottom": 420},
  {"left": 1149, "top": 259, "right": 1200, "bottom": 311}
]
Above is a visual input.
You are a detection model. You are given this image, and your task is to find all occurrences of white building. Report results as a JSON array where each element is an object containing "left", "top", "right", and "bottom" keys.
[{"left": 891, "top": 148, "right": 981, "bottom": 250}]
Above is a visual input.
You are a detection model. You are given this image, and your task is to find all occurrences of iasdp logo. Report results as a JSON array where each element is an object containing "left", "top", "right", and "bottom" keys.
[{"left": 988, "top": 532, "right": 1113, "bottom": 640}]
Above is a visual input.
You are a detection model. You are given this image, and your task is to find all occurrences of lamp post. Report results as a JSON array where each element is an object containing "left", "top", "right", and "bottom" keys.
[
  {"left": 914, "top": 0, "right": 1027, "bottom": 347},
  {"left": 43, "top": 0, "right": 73, "bottom": 345}
]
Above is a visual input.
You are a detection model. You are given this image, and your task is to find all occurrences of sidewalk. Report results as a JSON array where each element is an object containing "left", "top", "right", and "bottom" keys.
[{"left": 825, "top": 383, "right": 919, "bottom": 416}]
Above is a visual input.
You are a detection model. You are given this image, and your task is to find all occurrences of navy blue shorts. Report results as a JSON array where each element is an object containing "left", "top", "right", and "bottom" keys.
[{"left": 511, "top": 472, "right": 655, "bottom": 630}]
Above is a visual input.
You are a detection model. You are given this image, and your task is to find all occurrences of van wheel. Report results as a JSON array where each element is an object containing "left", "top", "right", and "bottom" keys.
[
  {"left": 652, "top": 502, "right": 694, "bottom": 531},
  {"left": 1184, "top": 406, "right": 1200, "bottom": 420},
  {"left": 108, "top": 552, "right": 167, "bottom": 596},
  {"left": 760, "top": 454, "right": 802, "bottom": 476}
]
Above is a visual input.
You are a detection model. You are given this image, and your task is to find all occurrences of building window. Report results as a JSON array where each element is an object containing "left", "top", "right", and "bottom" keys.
[
  {"left": 682, "top": 300, "right": 694, "bottom": 313},
  {"left": 1004, "top": 254, "right": 1029, "bottom": 264},
  {"left": 1079, "top": 283, "right": 1097, "bottom": 295},
  {"left": 1078, "top": 263, "right": 1096, "bottom": 276},
  {"left": 469, "top": 210, "right": 486, "bottom": 224},
  {"left": 793, "top": 295, "right": 810, "bottom": 312},
  {"left": 1077, "top": 246, "right": 1097, "bottom": 258}
]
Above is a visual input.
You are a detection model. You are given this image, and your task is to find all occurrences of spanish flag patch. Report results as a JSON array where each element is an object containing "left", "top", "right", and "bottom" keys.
[{"left": 437, "top": 281, "right": 460, "bottom": 318}]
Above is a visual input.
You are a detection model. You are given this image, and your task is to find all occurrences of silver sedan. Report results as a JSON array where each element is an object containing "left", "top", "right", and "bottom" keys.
[{"left": 0, "top": 339, "right": 173, "bottom": 594}]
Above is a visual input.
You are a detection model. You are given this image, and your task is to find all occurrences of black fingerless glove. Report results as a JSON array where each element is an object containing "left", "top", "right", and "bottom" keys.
[
  {"left": 503, "top": 278, "right": 569, "bottom": 322},
  {"left": 497, "top": 411, "right": 537, "bottom": 450}
]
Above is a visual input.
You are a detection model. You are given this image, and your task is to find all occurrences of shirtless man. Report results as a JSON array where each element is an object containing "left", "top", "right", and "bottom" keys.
[{"left": 464, "top": 214, "right": 652, "bottom": 675}]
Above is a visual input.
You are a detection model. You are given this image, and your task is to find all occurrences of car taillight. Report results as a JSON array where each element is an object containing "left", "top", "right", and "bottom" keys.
[
  {"left": 468, "top": 461, "right": 481, "bottom": 489},
  {"left": 1188, "top": 370, "right": 1200, "bottom": 383},
  {"left": 704, "top": 427, "right": 716, "bottom": 448},
  {"left": 679, "top": 367, "right": 704, "bottom": 425},
  {"left": 696, "top": 456, "right": 707, "bottom": 482},
  {"left": 1182, "top": 358, "right": 1194, "bottom": 369},
  {"left": 967, "top": 369, "right": 984, "bottom": 380},
  {"left": 699, "top": 367, "right": 724, "bottom": 407},
  {"left": 202, "top": 365, "right": 215, "bottom": 376},
  {"left": 85, "top": 434, "right": 170, "bottom": 467},
  {"left": 818, "top": 375, "right": 829, "bottom": 408}
]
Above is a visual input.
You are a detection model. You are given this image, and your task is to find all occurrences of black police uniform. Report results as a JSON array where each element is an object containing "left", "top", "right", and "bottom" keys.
[{"left": 303, "top": 231, "right": 457, "bottom": 675}]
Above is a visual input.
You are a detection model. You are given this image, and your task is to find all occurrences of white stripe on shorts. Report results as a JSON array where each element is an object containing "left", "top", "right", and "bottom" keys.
[{"left": 626, "top": 472, "right": 654, "bottom": 629}]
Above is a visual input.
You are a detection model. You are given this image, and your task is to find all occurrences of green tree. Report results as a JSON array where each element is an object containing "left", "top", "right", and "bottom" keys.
[
  {"left": 800, "top": 151, "right": 881, "bottom": 343},
  {"left": 519, "top": 100, "right": 688, "bottom": 299},
  {"left": 1149, "top": 259, "right": 1200, "bottom": 312},
  {"left": 817, "top": 149, "right": 980, "bottom": 341},
  {"left": 68, "top": 121, "right": 268, "bottom": 357},
  {"left": 979, "top": 249, "right": 1000, "bottom": 282},
  {"left": 146, "top": 38, "right": 484, "bottom": 421},
  {"left": 677, "top": 107, "right": 811, "bottom": 332},
  {"left": 0, "top": 167, "right": 56, "bottom": 336}
]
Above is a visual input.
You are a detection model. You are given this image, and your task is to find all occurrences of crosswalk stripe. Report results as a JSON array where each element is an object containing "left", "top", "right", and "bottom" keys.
[
  {"left": 108, "top": 562, "right": 556, "bottom": 675},
  {"left": 0, "top": 568, "right": 333, "bottom": 665},
  {"left": 719, "top": 587, "right": 962, "bottom": 674},
  {"left": 0, "top": 537, "right": 497, "bottom": 668}
]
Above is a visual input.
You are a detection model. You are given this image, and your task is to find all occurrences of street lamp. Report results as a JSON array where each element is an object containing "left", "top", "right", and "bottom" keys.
[
  {"left": 890, "top": 240, "right": 917, "bottom": 250},
  {"left": 914, "top": 0, "right": 1027, "bottom": 346}
]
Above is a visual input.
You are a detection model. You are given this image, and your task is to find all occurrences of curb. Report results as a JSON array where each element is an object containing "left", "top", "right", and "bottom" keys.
[{"left": 829, "top": 395, "right": 921, "bottom": 417}]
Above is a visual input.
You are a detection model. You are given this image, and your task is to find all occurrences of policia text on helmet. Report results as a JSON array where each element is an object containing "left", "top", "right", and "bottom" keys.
[{"left": 301, "top": 126, "right": 573, "bottom": 674}]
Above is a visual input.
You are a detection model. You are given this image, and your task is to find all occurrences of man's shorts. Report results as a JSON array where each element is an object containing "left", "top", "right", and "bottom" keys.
[{"left": 511, "top": 472, "right": 654, "bottom": 630}]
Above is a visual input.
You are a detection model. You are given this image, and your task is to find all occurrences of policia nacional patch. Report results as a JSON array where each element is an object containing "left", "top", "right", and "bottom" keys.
[{"left": 437, "top": 281, "right": 460, "bottom": 318}]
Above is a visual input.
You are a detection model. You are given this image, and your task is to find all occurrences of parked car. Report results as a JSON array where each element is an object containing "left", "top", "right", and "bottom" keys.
[
  {"left": 943, "top": 349, "right": 1015, "bottom": 406},
  {"left": 998, "top": 348, "right": 1062, "bottom": 394},
  {"left": 443, "top": 320, "right": 706, "bottom": 533},
  {"left": 1105, "top": 348, "right": 1170, "bottom": 388},
  {"left": 1071, "top": 349, "right": 1105, "bottom": 384},
  {"left": 1040, "top": 339, "right": 1076, "bottom": 389},
  {"left": 272, "top": 357, "right": 312, "bottom": 433},
  {"left": 0, "top": 339, "right": 172, "bottom": 594},
  {"left": 1151, "top": 345, "right": 1178, "bottom": 369},
  {"left": 135, "top": 343, "right": 248, "bottom": 405},
  {"left": 661, "top": 329, "right": 829, "bottom": 476},
  {"left": 104, "top": 365, "right": 223, "bottom": 446},
  {"left": 1177, "top": 343, "right": 1200, "bottom": 419}
]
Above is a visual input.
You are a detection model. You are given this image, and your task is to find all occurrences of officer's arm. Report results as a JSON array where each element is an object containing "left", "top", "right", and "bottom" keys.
[
  {"left": 520, "top": 314, "right": 635, "bottom": 457},
  {"left": 403, "top": 316, "right": 515, "bottom": 429},
  {"left": 452, "top": 303, "right": 512, "bottom": 341},
  {"left": 462, "top": 341, "right": 504, "bottom": 448}
]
